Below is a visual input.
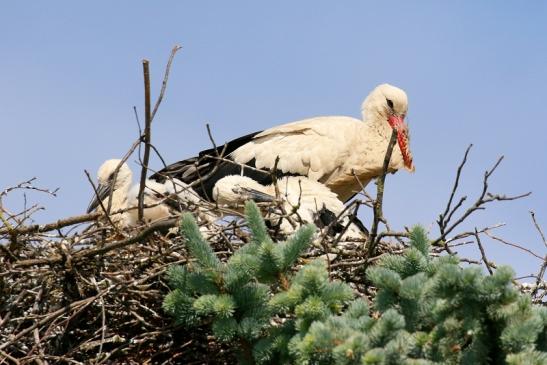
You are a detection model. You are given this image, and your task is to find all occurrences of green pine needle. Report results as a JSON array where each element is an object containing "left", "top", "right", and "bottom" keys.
[
  {"left": 244, "top": 201, "right": 272, "bottom": 246},
  {"left": 179, "top": 213, "right": 221, "bottom": 272}
]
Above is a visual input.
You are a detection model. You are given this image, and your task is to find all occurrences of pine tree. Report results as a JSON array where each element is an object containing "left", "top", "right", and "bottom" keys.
[
  {"left": 163, "top": 201, "right": 354, "bottom": 364},
  {"left": 163, "top": 206, "right": 547, "bottom": 364},
  {"left": 290, "top": 226, "right": 547, "bottom": 364}
]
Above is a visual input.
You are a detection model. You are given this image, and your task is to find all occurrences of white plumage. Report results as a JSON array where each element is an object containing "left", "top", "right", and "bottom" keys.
[
  {"left": 87, "top": 159, "right": 204, "bottom": 227},
  {"left": 212, "top": 175, "right": 367, "bottom": 239},
  {"left": 87, "top": 159, "right": 133, "bottom": 225},
  {"left": 151, "top": 83, "right": 414, "bottom": 204},
  {"left": 229, "top": 83, "right": 414, "bottom": 201},
  {"left": 125, "top": 178, "right": 202, "bottom": 226}
]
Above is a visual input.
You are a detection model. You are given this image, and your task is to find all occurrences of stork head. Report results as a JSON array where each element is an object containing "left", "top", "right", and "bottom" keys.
[
  {"left": 362, "top": 84, "right": 414, "bottom": 171},
  {"left": 213, "top": 175, "right": 273, "bottom": 206},
  {"left": 87, "top": 159, "right": 133, "bottom": 213}
]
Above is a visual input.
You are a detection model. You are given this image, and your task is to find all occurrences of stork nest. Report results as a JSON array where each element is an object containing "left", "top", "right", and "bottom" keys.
[
  {"left": 0, "top": 198, "right": 401, "bottom": 365},
  {"left": 1, "top": 165, "right": 545, "bottom": 364}
]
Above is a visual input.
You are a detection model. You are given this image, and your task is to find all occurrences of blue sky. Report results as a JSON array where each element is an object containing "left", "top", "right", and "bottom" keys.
[{"left": 1, "top": 2, "right": 546, "bottom": 278}]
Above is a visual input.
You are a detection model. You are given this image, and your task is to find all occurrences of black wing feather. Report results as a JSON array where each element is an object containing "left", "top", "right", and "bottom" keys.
[{"left": 150, "top": 130, "right": 298, "bottom": 200}]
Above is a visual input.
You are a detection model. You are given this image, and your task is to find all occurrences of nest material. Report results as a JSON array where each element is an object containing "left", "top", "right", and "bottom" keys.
[{"left": 0, "top": 202, "right": 387, "bottom": 365}]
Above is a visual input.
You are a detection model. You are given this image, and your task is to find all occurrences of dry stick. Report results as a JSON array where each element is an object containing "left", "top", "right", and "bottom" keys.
[
  {"left": 137, "top": 46, "right": 182, "bottom": 222},
  {"left": 529, "top": 211, "right": 547, "bottom": 297},
  {"left": 364, "top": 130, "right": 398, "bottom": 262},
  {"left": 531, "top": 259, "right": 547, "bottom": 298},
  {"left": 530, "top": 210, "right": 547, "bottom": 248},
  {"left": 12, "top": 218, "right": 177, "bottom": 268},
  {"left": 137, "top": 59, "right": 152, "bottom": 223},
  {"left": 106, "top": 147, "right": 138, "bottom": 216},
  {"left": 473, "top": 228, "right": 493, "bottom": 275},
  {"left": 435, "top": 145, "right": 472, "bottom": 254},
  {"left": 84, "top": 170, "right": 121, "bottom": 235},
  {"left": 0, "top": 179, "right": 58, "bottom": 245},
  {"left": 270, "top": 156, "right": 298, "bottom": 230},
  {"left": 438, "top": 144, "right": 473, "bottom": 231},
  {"left": 443, "top": 223, "right": 505, "bottom": 244},
  {"left": 350, "top": 171, "right": 407, "bottom": 247},
  {"left": 431, "top": 155, "right": 531, "bottom": 246},
  {"left": 0, "top": 178, "right": 59, "bottom": 199},
  {"left": 0, "top": 210, "right": 152, "bottom": 237},
  {"left": 0, "top": 349, "right": 20, "bottom": 365},
  {"left": 332, "top": 202, "right": 363, "bottom": 248},
  {"left": 151, "top": 45, "right": 182, "bottom": 121},
  {"left": 206, "top": 123, "right": 218, "bottom": 152},
  {"left": 92, "top": 278, "right": 107, "bottom": 362},
  {"left": 0, "top": 293, "right": 103, "bottom": 351},
  {"left": 484, "top": 231, "right": 544, "bottom": 260}
]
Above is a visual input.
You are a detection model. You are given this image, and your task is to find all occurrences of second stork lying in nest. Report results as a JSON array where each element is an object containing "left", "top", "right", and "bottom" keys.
[{"left": 212, "top": 175, "right": 368, "bottom": 239}]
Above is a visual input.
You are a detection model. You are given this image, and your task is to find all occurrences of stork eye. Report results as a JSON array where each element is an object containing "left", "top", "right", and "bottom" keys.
[{"left": 386, "top": 98, "right": 394, "bottom": 109}]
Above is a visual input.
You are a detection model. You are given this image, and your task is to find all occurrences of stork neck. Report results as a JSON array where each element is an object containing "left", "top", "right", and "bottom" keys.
[{"left": 362, "top": 109, "right": 393, "bottom": 140}]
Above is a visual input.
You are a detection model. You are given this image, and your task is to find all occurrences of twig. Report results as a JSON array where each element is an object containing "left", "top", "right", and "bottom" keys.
[
  {"left": 92, "top": 278, "right": 107, "bottom": 362},
  {"left": 151, "top": 45, "right": 182, "bottom": 121},
  {"left": 484, "top": 231, "right": 544, "bottom": 260},
  {"left": 473, "top": 228, "right": 493, "bottom": 275},
  {"left": 137, "top": 59, "right": 152, "bottom": 223},
  {"left": 364, "top": 130, "right": 398, "bottom": 261},
  {"left": 531, "top": 259, "right": 547, "bottom": 298},
  {"left": 432, "top": 155, "right": 531, "bottom": 246},
  {"left": 13, "top": 218, "right": 178, "bottom": 268},
  {"left": 438, "top": 144, "right": 472, "bottom": 231},
  {"left": 84, "top": 170, "right": 120, "bottom": 234},
  {"left": 137, "top": 47, "right": 182, "bottom": 222},
  {"left": 530, "top": 211, "right": 547, "bottom": 248},
  {"left": 528, "top": 211, "right": 547, "bottom": 298},
  {"left": 206, "top": 123, "right": 218, "bottom": 154}
]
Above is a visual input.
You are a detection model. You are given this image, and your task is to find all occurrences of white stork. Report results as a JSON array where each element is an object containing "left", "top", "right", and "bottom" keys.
[
  {"left": 87, "top": 159, "right": 133, "bottom": 225},
  {"left": 212, "top": 175, "right": 368, "bottom": 239},
  {"left": 150, "top": 83, "right": 414, "bottom": 203},
  {"left": 125, "top": 178, "right": 202, "bottom": 226},
  {"left": 87, "top": 159, "right": 204, "bottom": 227}
]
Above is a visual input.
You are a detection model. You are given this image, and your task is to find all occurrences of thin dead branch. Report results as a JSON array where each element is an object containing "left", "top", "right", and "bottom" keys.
[
  {"left": 432, "top": 154, "right": 531, "bottom": 246},
  {"left": 363, "top": 130, "right": 398, "bottom": 262},
  {"left": 137, "top": 59, "right": 152, "bottom": 223}
]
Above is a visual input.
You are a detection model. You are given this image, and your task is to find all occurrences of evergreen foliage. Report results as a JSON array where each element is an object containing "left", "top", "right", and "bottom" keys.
[
  {"left": 290, "top": 226, "right": 547, "bottom": 365},
  {"left": 163, "top": 206, "right": 547, "bottom": 364},
  {"left": 163, "top": 201, "right": 353, "bottom": 363}
]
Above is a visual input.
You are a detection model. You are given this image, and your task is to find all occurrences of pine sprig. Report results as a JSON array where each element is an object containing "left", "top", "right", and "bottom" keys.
[{"left": 179, "top": 213, "right": 221, "bottom": 272}]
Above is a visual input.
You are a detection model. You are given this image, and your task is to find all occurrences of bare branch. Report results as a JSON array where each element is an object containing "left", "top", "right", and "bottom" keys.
[
  {"left": 364, "top": 130, "right": 398, "bottom": 261},
  {"left": 84, "top": 170, "right": 121, "bottom": 235},
  {"left": 441, "top": 144, "right": 472, "bottom": 223},
  {"left": 530, "top": 210, "right": 547, "bottom": 249},
  {"left": 12, "top": 218, "right": 178, "bottom": 268},
  {"left": 151, "top": 45, "right": 182, "bottom": 121},
  {"left": 473, "top": 228, "right": 494, "bottom": 275},
  {"left": 432, "top": 154, "right": 531, "bottom": 246},
  {"left": 484, "top": 231, "right": 544, "bottom": 260},
  {"left": 137, "top": 59, "right": 152, "bottom": 222}
]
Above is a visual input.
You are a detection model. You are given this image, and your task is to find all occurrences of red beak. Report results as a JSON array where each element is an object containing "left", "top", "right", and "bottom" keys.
[{"left": 388, "top": 115, "right": 414, "bottom": 171}]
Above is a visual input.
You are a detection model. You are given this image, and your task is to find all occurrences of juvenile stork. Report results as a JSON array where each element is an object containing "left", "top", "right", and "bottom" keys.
[
  {"left": 212, "top": 175, "right": 368, "bottom": 239},
  {"left": 87, "top": 159, "right": 204, "bottom": 227},
  {"left": 87, "top": 159, "right": 133, "bottom": 225},
  {"left": 125, "top": 178, "right": 202, "bottom": 226},
  {"left": 150, "top": 83, "right": 414, "bottom": 203}
]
